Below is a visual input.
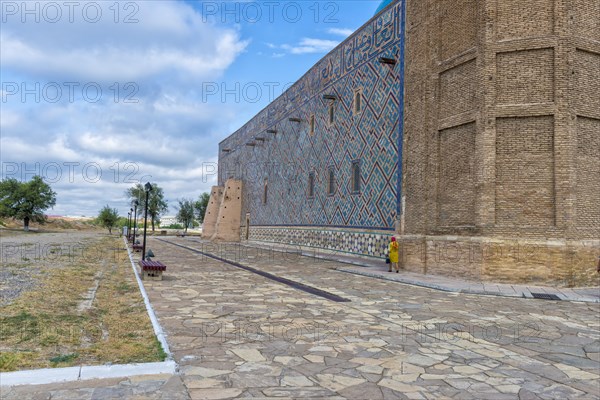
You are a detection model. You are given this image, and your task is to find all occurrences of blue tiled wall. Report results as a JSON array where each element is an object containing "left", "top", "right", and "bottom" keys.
[{"left": 219, "top": 2, "right": 403, "bottom": 231}]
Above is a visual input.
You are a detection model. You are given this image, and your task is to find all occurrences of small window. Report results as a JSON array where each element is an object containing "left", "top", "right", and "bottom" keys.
[
  {"left": 328, "top": 103, "right": 335, "bottom": 125},
  {"left": 327, "top": 167, "right": 335, "bottom": 196},
  {"left": 354, "top": 89, "right": 362, "bottom": 114},
  {"left": 308, "top": 172, "right": 315, "bottom": 198},
  {"left": 263, "top": 179, "right": 268, "bottom": 204},
  {"left": 351, "top": 160, "right": 361, "bottom": 193},
  {"left": 309, "top": 114, "right": 315, "bottom": 136}
]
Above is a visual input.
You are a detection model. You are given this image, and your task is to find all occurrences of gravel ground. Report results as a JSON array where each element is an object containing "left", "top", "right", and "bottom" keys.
[{"left": 0, "top": 230, "right": 103, "bottom": 306}]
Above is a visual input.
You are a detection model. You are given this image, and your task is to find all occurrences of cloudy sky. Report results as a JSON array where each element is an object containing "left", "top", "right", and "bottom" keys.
[{"left": 1, "top": 0, "right": 380, "bottom": 217}]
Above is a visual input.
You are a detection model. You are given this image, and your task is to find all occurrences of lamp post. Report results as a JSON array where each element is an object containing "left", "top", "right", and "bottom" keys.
[
  {"left": 142, "top": 182, "right": 153, "bottom": 261},
  {"left": 127, "top": 211, "right": 132, "bottom": 240},
  {"left": 129, "top": 208, "right": 133, "bottom": 240},
  {"left": 132, "top": 200, "right": 139, "bottom": 243}
]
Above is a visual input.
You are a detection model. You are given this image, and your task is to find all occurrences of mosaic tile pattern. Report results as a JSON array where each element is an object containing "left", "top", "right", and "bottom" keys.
[
  {"left": 247, "top": 226, "right": 393, "bottom": 259},
  {"left": 219, "top": 2, "right": 404, "bottom": 230}
]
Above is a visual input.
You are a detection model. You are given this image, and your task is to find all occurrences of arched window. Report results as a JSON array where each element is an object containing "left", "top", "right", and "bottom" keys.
[
  {"left": 263, "top": 179, "right": 268, "bottom": 204},
  {"left": 328, "top": 166, "right": 335, "bottom": 196},
  {"left": 354, "top": 89, "right": 362, "bottom": 114},
  {"left": 328, "top": 103, "right": 335, "bottom": 126},
  {"left": 351, "top": 160, "right": 361, "bottom": 194},
  {"left": 308, "top": 172, "right": 315, "bottom": 198}
]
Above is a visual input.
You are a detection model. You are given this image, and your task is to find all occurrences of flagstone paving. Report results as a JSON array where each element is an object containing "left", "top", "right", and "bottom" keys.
[{"left": 2, "top": 237, "right": 599, "bottom": 399}]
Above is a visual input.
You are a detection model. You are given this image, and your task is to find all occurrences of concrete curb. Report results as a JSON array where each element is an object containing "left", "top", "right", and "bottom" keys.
[
  {"left": 0, "top": 361, "right": 177, "bottom": 387},
  {"left": 0, "top": 239, "right": 177, "bottom": 388}
]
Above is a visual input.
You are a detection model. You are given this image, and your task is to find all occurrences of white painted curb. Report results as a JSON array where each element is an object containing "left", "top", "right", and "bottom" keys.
[
  {"left": 0, "top": 238, "right": 177, "bottom": 387},
  {"left": 0, "top": 361, "right": 177, "bottom": 387},
  {"left": 124, "top": 237, "right": 173, "bottom": 359},
  {"left": 0, "top": 366, "right": 80, "bottom": 387},
  {"left": 80, "top": 361, "right": 177, "bottom": 380}
]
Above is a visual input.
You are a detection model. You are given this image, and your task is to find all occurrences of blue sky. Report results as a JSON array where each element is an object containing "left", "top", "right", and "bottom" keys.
[{"left": 1, "top": 0, "right": 382, "bottom": 217}]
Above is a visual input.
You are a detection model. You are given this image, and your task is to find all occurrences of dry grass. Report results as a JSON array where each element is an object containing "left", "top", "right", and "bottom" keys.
[{"left": 0, "top": 235, "right": 165, "bottom": 371}]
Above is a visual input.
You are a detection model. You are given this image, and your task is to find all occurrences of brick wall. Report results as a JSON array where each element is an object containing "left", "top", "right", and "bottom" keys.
[
  {"left": 403, "top": 0, "right": 599, "bottom": 240},
  {"left": 397, "top": 0, "right": 599, "bottom": 284}
]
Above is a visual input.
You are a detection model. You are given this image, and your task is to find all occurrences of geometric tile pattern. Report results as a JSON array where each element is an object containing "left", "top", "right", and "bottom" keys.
[
  {"left": 247, "top": 226, "right": 393, "bottom": 259},
  {"left": 219, "top": 2, "right": 404, "bottom": 230}
]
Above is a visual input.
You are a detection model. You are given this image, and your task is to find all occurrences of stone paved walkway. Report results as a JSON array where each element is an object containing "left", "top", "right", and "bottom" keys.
[
  {"left": 2, "top": 237, "right": 599, "bottom": 399},
  {"left": 243, "top": 240, "right": 600, "bottom": 303}
]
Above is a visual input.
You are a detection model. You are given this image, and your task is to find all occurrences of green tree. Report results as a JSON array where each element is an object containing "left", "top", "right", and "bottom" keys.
[
  {"left": 0, "top": 176, "right": 57, "bottom": 231},
  {"left": 125, "top": 183, "right": 168, "bottom": 232},
  {"left": 116, "top": 216, "right": 129, "bottom": 228},
  {"left": 175, "top": 198, "right": 195, "bottom": 234},
  {"left": 97, "top": 205, "right": 119, "bottom": 234},
  {"left": 194, "top": 192, "right": 210, "bottom": 223}
]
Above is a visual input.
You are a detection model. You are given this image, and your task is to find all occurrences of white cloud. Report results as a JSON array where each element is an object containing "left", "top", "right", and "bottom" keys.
[
  {"left": 0, "top": 1, "right": 248, "bottom": 216},
  {"left": 0, "top": 2, "right": 249, "bottom": 82},
  {"left": 281, "top": 38, "right": 340, "bottom": 54},
  {"left": 327, "top": 28, "right": 355, "bottom": 37}
]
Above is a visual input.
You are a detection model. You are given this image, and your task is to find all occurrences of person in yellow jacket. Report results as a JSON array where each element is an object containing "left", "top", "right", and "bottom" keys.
[{"left": 388, "top": 236, "right": 399, "bottom": 273}]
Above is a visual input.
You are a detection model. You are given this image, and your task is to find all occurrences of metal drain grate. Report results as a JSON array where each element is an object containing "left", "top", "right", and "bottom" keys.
[{"left": 531, "top": 292, "right": 561, "bottom": 301}]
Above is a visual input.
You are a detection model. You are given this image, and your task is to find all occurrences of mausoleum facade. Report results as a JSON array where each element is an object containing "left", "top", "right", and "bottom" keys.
[{"left": 205, "top": 0, "right": 600, "bottom": 286}]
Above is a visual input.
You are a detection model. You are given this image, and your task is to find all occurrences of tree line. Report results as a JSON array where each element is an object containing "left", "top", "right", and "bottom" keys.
[
  {"left": 97, "top": 184, "right": 210, "bottom": 234},
  {"left": 0, "top": 175, "right": 210, "bottom": 233}
]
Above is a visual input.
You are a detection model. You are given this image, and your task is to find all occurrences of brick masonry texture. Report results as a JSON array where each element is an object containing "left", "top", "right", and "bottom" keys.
[
  {"left": 496, "top": 48, "right": 555, "bottom": 105},
  {"left": 438, "top": 122, "right": 476, "bottom": 227},
  {"left": 215, "top": 0, "right": 600, "bottom": 286},
  {"left": 495, "top": 116, "right": 555, "bottom": 227}
]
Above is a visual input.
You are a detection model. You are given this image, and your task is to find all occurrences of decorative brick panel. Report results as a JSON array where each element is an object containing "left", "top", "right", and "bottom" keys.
[
  {"left": 496, "top": 48, "right": 555, "bottom": 105},
  {"left": 438, "top": 122, "right": 476, "bottom": 227},
  {"left": 495, "top": 116, "right": 555, "bottom": 227},
  {"left": 496, "top": 0, "right": 554, "bottom": 41},
  {"left": 576, "top": 117, "right": 600, "bottom": 229},
  {"left": 574, "top": 50, "right": 600, "bottom": 118},
  {"left": 573, "top": 0, "right": 600, "bottom": 43},
  {"left": 439, "top": 59, "right": 477, "bottom": 119},
  {"left": 438, "top": 0, "right": 478, "bottom": 61}
]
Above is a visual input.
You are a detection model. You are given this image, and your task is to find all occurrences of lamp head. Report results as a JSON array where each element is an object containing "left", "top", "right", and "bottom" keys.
[{"left": 145, "top": 182, "right": 153, "bottom": 192}]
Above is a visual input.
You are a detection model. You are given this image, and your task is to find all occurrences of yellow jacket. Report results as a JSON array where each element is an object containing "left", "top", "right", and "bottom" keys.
[{"left": 389, "top": 241, "right": 399, "bottom": 263}]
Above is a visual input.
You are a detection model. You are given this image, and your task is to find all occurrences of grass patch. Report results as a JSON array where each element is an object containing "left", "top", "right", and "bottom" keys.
[
  {"left": 49, "top": 353, "right": 79, "bottom": 365},
  {"left": 116, "top": 282, "right": 133, "bottom": 293},
  {"left": 0, "top": 352, "right": 22, "bottom": 371},
  {"left": 0, "top": 235, "right": 162, "bottom": 371}
]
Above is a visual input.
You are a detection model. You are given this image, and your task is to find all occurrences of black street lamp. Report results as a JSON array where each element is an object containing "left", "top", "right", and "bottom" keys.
[
  {"left": 132, "top": 200, "right": 139, "bottom": 243},
  {"left": 129, "top": 208, "right": 134, "bottom": 240},
  {"left": 142, "top": 182, "right": 153, "bottom": 261},
  {"left": 127, "top": 210, "right": 132, "bottom": 240}
]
